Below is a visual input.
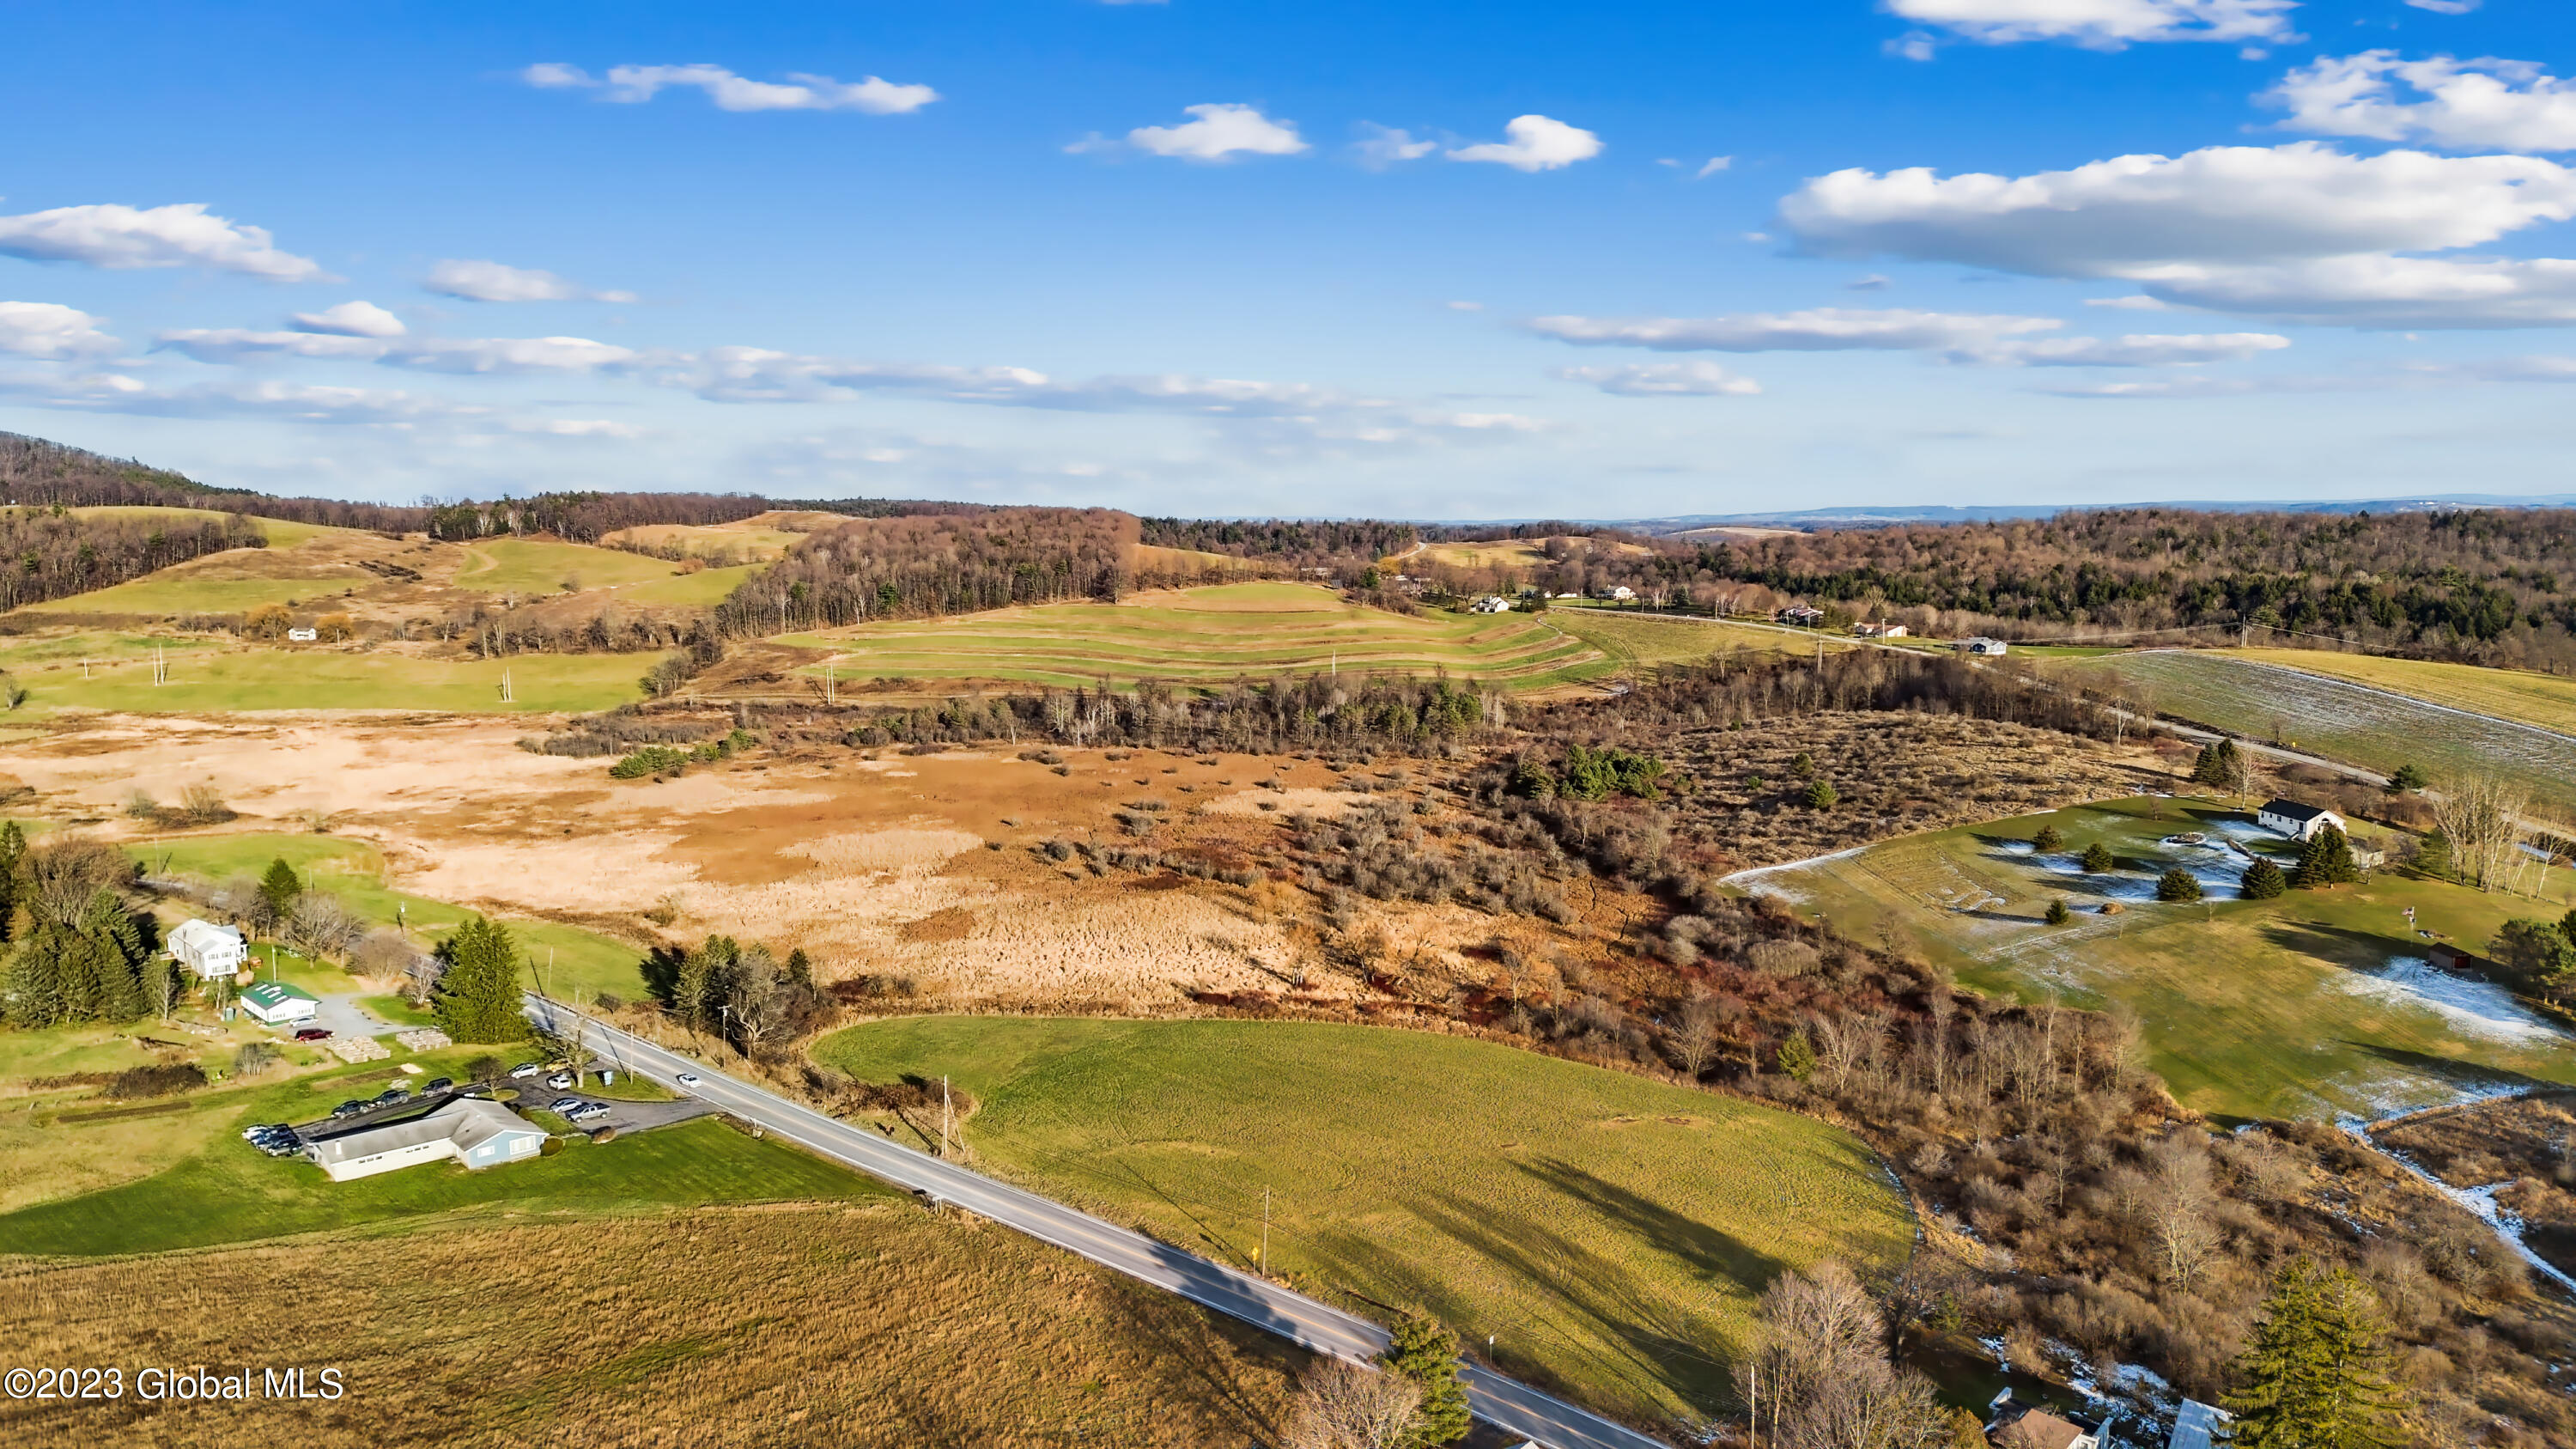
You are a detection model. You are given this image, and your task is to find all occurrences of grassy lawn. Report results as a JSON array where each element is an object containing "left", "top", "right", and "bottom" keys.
[
  {"left": 778, "top": 581, "right": 1613, "bottom": 692},
  {"left": 2056, "top": 650, "right": 2576, "bottom": 811},
  {"left": 0, "top": 1099, "right": 879, "bottom": 1256},
  {"left": 453, "top": 538, "right": 684, "bottom": 595},
  {"left": 812, "top": 1016, "right": 1910, "bottom": 1427},
  {"left": 134, "top": 831, "right": 650, "bottom": 1006},
  {"left": 0, "top": 630, "right": 222, "bottom": 671},
  {"left": 18, "top": 646, "right": 645, "bottom": 713},
  {"left": 1549, "top": 611, "right": 1852, "bottom": 669},
  {"left": 67, "top": 506, "right": 340, "bottom": 549},
  {"left": 21, "top": 573, "right": 374, "bottom": 616},
  {"left": 2232, "top": 648, "right": 2576, "bottom": 738},
  {"left": 1735, "top": 795, "right": 2576, "bottom": 1121}
]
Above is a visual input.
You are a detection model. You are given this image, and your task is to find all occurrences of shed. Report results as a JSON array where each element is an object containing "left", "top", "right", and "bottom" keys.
[
  {"left": 1989, "top": 1405, "right": 2101, "bottom": 1449},
  {"left": 2169, "top": 1400, "right": 2232, "bottom": 1449},
  {"left": 305, "top": 1099, "right": 546, "bottom": 1183},
  {"left": 1853, "top": 622, "right": 1909, "bottom": 638},
  {"left": 1777, "top": 605, "right": 1826, "bottom": 626},
  {"left": 1960, "top": 636, "right": 2009, "bottom": 656},
  {"left": 2257, "top": 798, "right": 2344, "bottom": 842},
  {"left": 168, "top": 918, "right": 248, "bottom": 981},
  {"left": 238, "top": 979, "right": 320, "bottom": 1026}
]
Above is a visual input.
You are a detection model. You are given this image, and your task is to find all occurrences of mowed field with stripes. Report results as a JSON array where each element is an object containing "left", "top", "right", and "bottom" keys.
[{"left": 779, "top": 581, "right": 1619, "bottom": 691}]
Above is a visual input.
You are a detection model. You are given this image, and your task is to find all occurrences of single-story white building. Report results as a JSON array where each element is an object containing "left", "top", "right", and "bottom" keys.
[
  {"left": 238, "top": 979, "right": 320, "bottom": 1026},
  {"left": 1777, "top": 605, "right": 1826, "bottom": 627},
  {"left": 2257, "top": 798, "right": 2345, "bottom": 842},
  {"left": 286, "top": 627, "right": 318, "bottom": 642},
  {"left": 168, "top": 918, "right": 248, "bottom": 981},
  {"left": 1960, "top": 636, "right": 2009, "bottom": 656},
  {"left": 1853, "top": 622, "right": 1909, "bottom": 638},
  {"left": 1468, "top": 595, "right": 1514, "bottom": 613},
  {"left": 305, "top": 1099, "right": 547, "bottom": 1183},
  {"left": 1602, "top": 586, "right": 1636, "bottom": 601}
]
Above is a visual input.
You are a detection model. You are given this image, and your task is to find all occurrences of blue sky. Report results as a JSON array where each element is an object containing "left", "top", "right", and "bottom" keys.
[{"left": 4, "top": 0, "right": 2574, "bottom": 516}]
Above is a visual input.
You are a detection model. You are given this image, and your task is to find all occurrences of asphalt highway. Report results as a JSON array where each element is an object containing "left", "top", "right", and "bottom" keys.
[{"left": 523, "top": 994, "right": 1668, "bottom": 1449}]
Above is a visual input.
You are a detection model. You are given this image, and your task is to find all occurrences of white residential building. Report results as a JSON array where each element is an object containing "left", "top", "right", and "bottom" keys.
[
  {"left": 168, "top": 919, "right": 249, "bottom": 980},
  {"left": 1960, "top": 636, "right": 2009, "bottom": 656},
  {"left": 1468, "top": 595, "right": 1513, "bottom": 613},
  {"left": 2257, "top": 798, "right": 2344, "bottom": 842},
  {"left": 305, "top": 1099, "right": 548, "bottom": 1183}
]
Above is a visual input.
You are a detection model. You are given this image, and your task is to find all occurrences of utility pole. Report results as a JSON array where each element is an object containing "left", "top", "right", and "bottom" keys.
[{"left": 941, "top": 1075, "right": 953, "bottom": 1159}]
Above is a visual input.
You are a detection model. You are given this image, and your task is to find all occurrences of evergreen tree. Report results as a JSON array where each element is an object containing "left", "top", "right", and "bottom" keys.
[
  {"left": 2385, "top": 764, "right": 2427, "bottom": 795},
  {"left": 2223, "top": 1258, "right": 2409, "bottom": 1449},
  {"left": 0, "top": 819, "right": 25, "bottom": 942},
  {"left": 785, "top": 947, "right": 814, "bottom": 989},
  {"left": 2081, "top": 842, "right": 2116, "bottom": 874},
  {"left": 3, "top": 888, "right": 151, "bottom": 1026},
  {"left": 2191, "top": 741, "right": 2224, "bottom": 785},
  {"left": 433, "top": 916, "right": 529, "bottom": 1043},
  {"left": 258, "top": 856, "right": 303, "bottom": 927},
  {"left": 1, "top": 932, "right": 66, "bottom": 1026},
  {"left": 2240, "top": 858, "right": 2288, "bottom": 900},
  {"left": 2411, "top": 831, "right": 2453, "bottom": 881},
  {"left": 1382, "top": 1312, "right": 1470, "bottom": 1447},
  {"left": 1804, "top": 778, "right": 1838, "bottom": 811},
  {"left": 2032, "top": 825, "right": 2064, "bottom": 854},
  {"left": 1777, "top": 1028, "right": 1817, "bottom": 1082},
  {"left": 2293, "top": 825, "right": 2359, "bottom": 888},
  {"left": 2157, "top": 867, "right": 2204, "bottom": 903},
  {"left": 2045, "top": 898, "right": 2071, "bottom": 926}
]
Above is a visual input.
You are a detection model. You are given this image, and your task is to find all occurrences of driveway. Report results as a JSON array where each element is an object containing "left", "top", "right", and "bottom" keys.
[{"left": 301, "top": 992, "right": 403, "bottom": 1042}]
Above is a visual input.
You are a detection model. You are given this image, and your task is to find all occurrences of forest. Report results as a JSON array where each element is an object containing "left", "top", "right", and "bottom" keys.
[
  {"left": 1138, "top": 517, "right": 1418, "bottom": 572},
  {"left": 0, "top": 503, "right": 264, "bottom": 613},
  {"left": 713, "top": 508, "right": 1143, "bottom": 636}
]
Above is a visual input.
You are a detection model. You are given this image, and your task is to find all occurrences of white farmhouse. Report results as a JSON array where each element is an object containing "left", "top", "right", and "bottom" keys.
[
  {"left": 304, "top": 1099, "right": 548, "bottom": 1183},
  {"left": 1959, "top": 636, "right": 2009, "bottom": 656},
  {"left": 1468, "top": 595, "right": 1513, "bottom": 614},
  {"left": 1604, "top": 586, "right": 1636, "bottom": 601},
  {"left": 168, "top": 919, "right": 248, "bottom": 981},
  {"left": 2257, "top": 798, "right": 2344, "bottom": 842}
]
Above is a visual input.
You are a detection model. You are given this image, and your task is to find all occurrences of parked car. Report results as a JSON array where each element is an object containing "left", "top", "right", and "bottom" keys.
[
  {"left": 421, "top": 1077, "right": 453, "bottom": 1093},
  {"left": 545, "top": 1071, "right": 574, "bottom": 1090},
  {"left": 675, "top": 1073, "right": 702, "bottom": 1089},
  {"left": 293, "top": 1027, "right": 332, "bottom": 1042},
  {"left": 508, "top": 1062, "right": 542, "bottom": 1079},
  {"left": 331, "top": 1100, "right": 366, "bottom": 1117},
  {"left": 568, "top": 1103, "right": 611, "bottom": 1123},
  {"left": 550, "top": 1096, "right": 584, "bottom": 1113}
]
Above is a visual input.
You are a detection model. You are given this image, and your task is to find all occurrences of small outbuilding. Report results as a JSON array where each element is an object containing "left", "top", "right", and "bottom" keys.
[
  {"left": 238, "top": 979, "right": 321, "bottom": 1026},
  {"left": 2168, "top": 1400, "right": 2232, "bottom": 1449},
  {"left": 1959, "top": 636, "right": 2009, "bottom": 656},
  {"left": 305, "top": 1099, "right": 547, "bottom": 1183},
  {"left": 1853, "top": 622, "right": 1909, "bottom": 638},
  {"left": 168, "top": 919, "right": 249, "bottom": 981},
  {"left": 1987, "top": 1400, "right": 2101, "bottom": 1449},
  {"left": 1468, "top": 595, "right": 1514, "bottom": 613},
  {"left": 2257, "top": 798, "right": 2345, "bottom": 842},
  {"left": 1776, "top": 605, "right": 1826, "bottom": 627}
]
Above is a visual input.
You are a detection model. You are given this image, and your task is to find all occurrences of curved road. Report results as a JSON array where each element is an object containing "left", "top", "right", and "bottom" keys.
[{"left": 525, "top": 994, "right": 1666, "bottom": 1449}]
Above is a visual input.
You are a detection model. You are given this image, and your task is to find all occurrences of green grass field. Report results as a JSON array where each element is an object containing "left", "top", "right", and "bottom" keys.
[
  {"left": 2057, "top": 650, "right": 2576, "bottom": 811},
  {"left": 21, "top": 573, "right": 375, "bottom": 616},
  {"left": 15, "top": 646, "right": 644, "bottom": 714},
  {"left": 67, "top": 506, "right": 339, "bottom": 550},
  {"left": 453, "top": 538, "right": 681, "bottom": 594},
  {"left": 779, "top": 581, "right": 1616, "bottom": 692},
  {"left": 1735, "top": 796, "right": 2576, "bottom": 1121},
  {"left": 1550, "top": 611, "right": 1853, "bottom": 670},
  {"left": 812, "top": 1017, "right": 1911, "bottom": 1426},
  {"left": 2231, "top": 648, "right": 2576, "bottom": 738}
]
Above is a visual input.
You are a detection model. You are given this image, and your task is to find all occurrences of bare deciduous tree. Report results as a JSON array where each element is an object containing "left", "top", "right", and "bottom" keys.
[
  {"left": 1281, "top": 1358, "right": 1419, "bottom": 1449},
  {"left": 1669, "top": 992, "right": 1723, "bottom": 1079},
  {"left": 2432, "top": 773, "right": 2530, "bottom": 893}
]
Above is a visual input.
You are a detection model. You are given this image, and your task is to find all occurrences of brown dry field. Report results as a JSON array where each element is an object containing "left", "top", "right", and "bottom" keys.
[
  {"left": 2374, "top": 1091, "right": 2576, "bottom": 1281},
  {"left": 0, "top": 1203, "right": 1302, "bottom": 1449},
  {"left": 0, "top": 711, "right": 1488, "bottom": 1008}
]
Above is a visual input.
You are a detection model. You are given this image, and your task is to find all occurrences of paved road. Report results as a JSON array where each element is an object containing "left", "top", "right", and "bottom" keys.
[{"left": 525, "top": 994, "right": 1668, "bottom": 1449}]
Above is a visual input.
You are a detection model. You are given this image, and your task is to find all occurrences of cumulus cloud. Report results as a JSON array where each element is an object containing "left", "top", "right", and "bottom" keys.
[
  {"left": 0, "top": 301, "right": 118, "bottom": 358},
  {"left": 426, "top": 259, "right": 635, "bottom": 304},
  {"left": 1777, "top": 142, "right": 2576, "bottom": 326},
  {"left": 2268, "top": 52, "right": 2576, "bottom": 152},
  {"left": 1528, "top": 307, "right": 2064, "bottom": 352},
  {"left": 1352, "top": 124, "right": 1437, "bottom": 169},
  {"left": 523, "top": 63, "right": 939, "bottom": 114},
  {"left": 156, "top": 327, "right": 644, "bottom": 374},
  {"left": 512, "top": 418, "right": 647, "bottom": 438},
  {"left": 2403, "top": 0, "right": 2478, "bottom": 12},
  {"left": 1884, "top": 0, "right": 2300, "bottom": 49},
  {"left": 0, "top": 203, "right": 324, "bottom": 282},
  {"left": 290, "top": 301, "right": 407, "bottom": 338},
  {"left": 1123, "top": 104, "right": 1309, "bottom": 161},
  {"left": 2086, "top": 295, "right": 2173, "bottom": 309},
  {"left": 1449, "top": 115, "right": 1603, "bottom": 172},
  {"left": 1968, "top": 332, "right": 2290, "bottom": 365},
  {"left": 0, "top": 370, "right": 482, "bottom": 424},
  {"left": 1559, "top": 361, "right": 1763, "bottom": 396}
]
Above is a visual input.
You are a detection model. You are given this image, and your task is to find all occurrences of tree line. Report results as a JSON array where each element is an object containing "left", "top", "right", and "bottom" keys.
[
  {"left": 0, "top": 505, "right": 265, "bottom": 613},
  {"left": 1138, "top": 517, "right": 1419, "bottom": 573},
  {"left": 712, "top": 508, "right": 1141, "bottom": 636}
]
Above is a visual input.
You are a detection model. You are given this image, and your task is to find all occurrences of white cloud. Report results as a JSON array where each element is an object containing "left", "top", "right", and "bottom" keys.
[
  {"left": 1886, "top": 31, "right": 1941, "bottom": 61},
  {"left": 1884, "top": 0, "right": 2300, "bottom": 49},
  {"left": 1967, "top": 332, "right": 2290, "bottom": 365},
  {"left": 1777, "top": 142, "right": 2576, "bottom": 326},
  {"left": 513, "top": 418, "right": 647, "bottom": 439},
  {"left": 2086, "top": 295, "right": 2173, "bottom": 309},
  {"left": 2403, "top": 0, "right": 2478, "bottom": 13},
  {"left": 1449, "top": 115, "right": 1603, "bottom": 172},
  {"left": 0, "top": 203, "right": 325, "bottom": 282},
  {"left": 1353, "top": 124, "right": 1437, "bottom": 168},
  {"left": 156, "top": 327, "right": 643, "bottom": 374},
  {"left": 1848, "top": 274, "right": 1893, "bottom": 291},
  {"left": 1126, "top": 104, "right": 1309, "bottom": 161},
  {"left": 2268, "top": 52, "right": 2576, "bottom": 152},
  {"left": 425, "top": 259, "right": 634, "bottom": 304},
  {"left": 0, "top": 301, "right": 118, "bottom": 358},
  {"left": 290, "top": 301, "right": 407, "bottom": 338},
  {"left": 0, "top": 370, "right": 482, "bottom": 424},
  {"left": 1697, "top": 156, "right": 1734, "bottom": 179},
  {"left": 523, "top": 63, "right": 939, "bottom": 114},
  {"left": 1559, "top": 361, "right": 1763, "bottom": 396},
  {"left": 1528, "top": 307, "right": 2063, "bottom": 352},
  {"left": 1444, "top": 301, "right": 1485, "bottom": 312}
]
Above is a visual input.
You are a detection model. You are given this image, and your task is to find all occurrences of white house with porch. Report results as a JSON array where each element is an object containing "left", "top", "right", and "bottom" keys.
[{"left": 168, "top": 919, "right": 248, "bottom": 981}]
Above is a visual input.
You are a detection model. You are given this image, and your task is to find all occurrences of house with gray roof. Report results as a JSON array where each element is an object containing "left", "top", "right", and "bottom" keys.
[{"left": 304, "top": 1099, "right": 547, "bottom": 1182}]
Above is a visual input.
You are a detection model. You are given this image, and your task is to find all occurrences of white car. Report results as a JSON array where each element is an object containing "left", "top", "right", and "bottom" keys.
[
  {"left": 545, "top": 1071, "right": 574, "bottom": 1090},
  {"left": 507, "top": 1062, "right": 541, "bottom": 1080},
  {"left": 675, "top": 1072, "right": 702, "bottom": 1089}
]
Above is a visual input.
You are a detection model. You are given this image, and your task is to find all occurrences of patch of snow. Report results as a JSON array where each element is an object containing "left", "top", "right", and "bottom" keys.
[{"left": 2335, "top": 956, "right": 2567, "bottom": 1047}]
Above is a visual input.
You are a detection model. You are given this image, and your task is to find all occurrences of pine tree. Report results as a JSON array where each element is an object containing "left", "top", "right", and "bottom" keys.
[
  {"left": 433, "top": 916, "right": 530, "bottom": 1043},
  {"left": 2045, "top": 898, "right": 2071, "bottom": 925},
  {"left": 1777, "top": 1028, "right": 1817, "bottom": 1081},
  {"left": 2224, "top": 1258, "right": 2409, "bottom": 1449},
  {"left": 2293, "top": 825, "right": 2359, "bottom": 889},
  {"left": 1, "top": 931, "right": 65, "bottom": 1026},
  {"left": 2081, "top": 842, "right": 2116, "bottom": 874},
  {"left": 2412, "top": 831, "right": 2453, "bottom": 881},
  {"left": 2386, "top": 764, "right": 2427, "bottom": 794},
  {"left": 2240, "top": 858, "right": 2287, "bottom": 900},
  {"left": 0, "top": 819, "right": 25, "bottom": 942},
  {"left": 2032, "top": 825, "right": 2064, "bottom": 853},
  {"left": 2157, "top": 868, "right": 2203, "bottom": 903},
  {"left": 2191, "top": 741, "right": 2224, "bottom": 785},
  {"left": 258, "top": 855, "right": 303, "bottom": 926},
  {"left": 1382, "top": 1312, "right": 1470, "bottom": 1447},
  {"left": 1805, "top": 778, "right": 1838, "bottom": 811}
]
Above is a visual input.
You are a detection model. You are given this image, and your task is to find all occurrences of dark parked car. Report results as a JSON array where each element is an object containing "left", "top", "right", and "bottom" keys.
[
  {"left": 331, "top": 1100, "right": 366, "bottom": 1117},
  {"left": 421, "top": 1077, "right": 453, "bottom": 1093},
  {"left": 294, "top": 1027, "right": 333, "bottom": 1043}
]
